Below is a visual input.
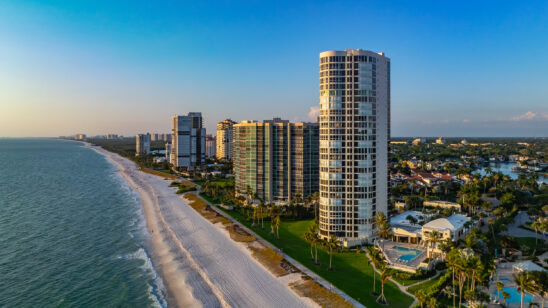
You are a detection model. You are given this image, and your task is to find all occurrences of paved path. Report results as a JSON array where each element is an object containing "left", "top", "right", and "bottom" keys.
[
  {"left": 505, "top": 211, "right": 547, "bottom": 240},
  {"left": 365, "top": 252, "right": 419, "bottom": 307}
]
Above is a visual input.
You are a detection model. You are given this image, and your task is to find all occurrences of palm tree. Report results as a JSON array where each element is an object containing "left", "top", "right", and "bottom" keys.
[
  {"left": 326, "top": 235, "right": 339, "bottom": 270},
  {"left": 312, "top": 192, "right": 319, "bottom": 221},
  {"left": 364, "top": 251, "right": 376, "bottom": 295},
  {"left": 487, "top": 217, "right": 496, "bottom": 243},
  {"left": 377, "top": 268, "right": 391, "bottom": 305},
  {"left": 416, "top": 289, "right": 428, "bottom": 308},
  {"left": 273, "top": 215, "right": 281, "bottom": 239},
  {"left": 496, "top": 281, "right": 504, "bottom": 302},
  {"left": 304, "top": 229, "right": 315, "bottom": 260},
  {"left": 258, "top": 200, "right": 266, "bottom": 229},
  {"left": 246, "top": 185, "right": 253, "bottom": 204},
  {"left": 446, "top": 250, "right": 459, "bottom": 308},
  {"left": 514, "top": 272, "right": 531, "bottom": 308},
  {"left": 502, "top": 291, "right": 510, "bottom": 306},
  {"left": 531, "top": 220, "right": 541, "bottom": 247},
  {"left": 425, "top": 230, "right": 442, "bottom": 258},
  {"left": 529, "top": 270, "right": 548, "bottom": 308},
  {"left": 427, "top": 297, "right": 439, "bottom": 308},
  {"left": 375, "top": 212, "right": 388, "bottom": 233}
]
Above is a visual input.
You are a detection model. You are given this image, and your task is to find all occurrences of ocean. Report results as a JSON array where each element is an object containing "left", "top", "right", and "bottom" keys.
[{"left": 0, "top": 138, "right": 166, "bottom": 307}]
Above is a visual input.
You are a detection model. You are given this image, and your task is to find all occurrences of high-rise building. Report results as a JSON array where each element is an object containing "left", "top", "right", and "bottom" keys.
[
  {"left": 164, "top": 133, "right": 172, "bottom": 142},
  {"left": 233, "top": 118, "right": 319, "bottom": 203},
  {"left": 170, "top": 113, "right": 206, "bottom": 170},
  {"left": 136, "top": 133, "right": 151, "bottom": 156},
  {"left": 151, "top": 133, "right": 159, "bottom": 142},
  {"left": 165, "top": 143, "right": 171, "bottom": 162},
  {"left": 205, "top": 134, "right": 216, "bottom": 158},
  {"left": 318, "top": 49, "right": 390, "bottom": 246},
  {"left": 216, "top": 119, "right": 237, "bottom": 160}
]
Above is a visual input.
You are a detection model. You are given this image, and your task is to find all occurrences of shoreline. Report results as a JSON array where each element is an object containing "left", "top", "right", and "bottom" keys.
[{"left": 86, "top": 143, "right": 319, "bottom": 308}]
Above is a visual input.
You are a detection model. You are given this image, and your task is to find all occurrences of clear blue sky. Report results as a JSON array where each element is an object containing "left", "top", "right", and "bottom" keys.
[{"left": 1, "top": 0, "right": 547, "bottom": 137}]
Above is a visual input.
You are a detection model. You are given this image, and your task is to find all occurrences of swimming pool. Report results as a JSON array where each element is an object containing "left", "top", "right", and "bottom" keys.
[
  {"left": 494, "top": 287, "right": 534, "bottom": 303},
  {"left": 390, "top": 246, "right": 423, "bottom": 262}
]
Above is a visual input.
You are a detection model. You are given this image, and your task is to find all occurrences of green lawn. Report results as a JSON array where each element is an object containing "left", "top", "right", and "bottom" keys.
[
  {"left": 407, "top": 274, "right": 443, "bottom": 295},
  {"left": 220, "top": 209, "right": 414, "bottom": 308},
  {"left": 199, "top": 192, "right": 219, "bottom": 204}
]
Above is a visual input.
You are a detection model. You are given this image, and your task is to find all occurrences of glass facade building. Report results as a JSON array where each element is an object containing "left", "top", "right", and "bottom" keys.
[
  {"left": 318, "top": 49, "right": 390, "bottom": 246},
  {"left": 233, "top": 118, "right": 319, "bottom": 203}
]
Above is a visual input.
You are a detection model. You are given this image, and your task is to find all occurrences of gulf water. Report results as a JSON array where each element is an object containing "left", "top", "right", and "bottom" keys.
[{"left": 0, "top": 139, "right": 166, "bottom": 307}]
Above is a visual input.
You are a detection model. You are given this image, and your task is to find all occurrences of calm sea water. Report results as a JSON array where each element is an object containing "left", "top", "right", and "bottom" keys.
[{"left": 0, "top": 139, "right": 166, "bottom": 307}]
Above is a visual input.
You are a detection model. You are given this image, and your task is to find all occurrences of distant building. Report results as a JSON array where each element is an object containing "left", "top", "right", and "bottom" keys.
[
  {"left": 165, "top": 143, "right": 171, "bottom": 163},
  {"left": 205, "top": 134, "right": 216, "bottom": 158},
  {"left": 412, "top": 138, "right": 425, "bottom": 146},
  {"left": 106, "top": 134, "right": 118, "bottom": 140},
  {"left": 423, "top": 200, "right": 461, "bottom": 211},
  {"left": 151, "top": 133, "right": 160, "bottom": 142},
  {"left": 233, "top": 118, "right": 319, "bottom": 203},
  {"left": 170, "top": 113, "right": 206, "bottom": 170},
  {"left": 156, "top": 133, "right": 169, "bottom": 142},
  {"left": 136, "top": 133, "right": 151, "bottom": 156},
  {"left": 435, "top": 137, "right": 445, "bottom": 144},
  {"left": 216, "top": 119, "right": 237, "bottom": 160},
  {"left": 75, "top": 134, "right": 86, "bottom": 140},
  {"left": 460, "top": 139, "right": 468, "bottom": 145}
]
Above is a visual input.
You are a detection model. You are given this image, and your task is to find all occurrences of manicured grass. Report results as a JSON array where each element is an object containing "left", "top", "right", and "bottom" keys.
[
  {"left": 220, "top": 209, "right": 414, "bottom": 308},
  {"left": 392, "top": 276, "right": 424, "bottom": 286},
  {"left": 199, "top": 192, "right": 219, "bottom": 204},
  {"left": 407, "top": 274, "right": 443, "bottom": 295}
]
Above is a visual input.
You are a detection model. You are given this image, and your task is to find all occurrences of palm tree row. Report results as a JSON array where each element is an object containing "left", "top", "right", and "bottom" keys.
[{"left": 304, "top": 224, "right": 340, "bottom": 270}]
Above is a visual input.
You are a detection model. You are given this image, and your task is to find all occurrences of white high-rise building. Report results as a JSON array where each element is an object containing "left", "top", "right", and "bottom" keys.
[
  {"left": 216, "top": 119, "right": 237, "bottom": 160},
  {"left": 136, "top": 133, "right": 151, "bottom": 156},
  {"left": 170, "top": 113, "right": 206, "bottom": 170},
  {"left": 318, "top": 49, "right": 390, "bottom": 246}
]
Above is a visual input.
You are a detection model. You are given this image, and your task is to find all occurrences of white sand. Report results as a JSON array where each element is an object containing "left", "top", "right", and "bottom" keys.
[{"left": 89, "top": 145, "right": 317, "bottom": 308}]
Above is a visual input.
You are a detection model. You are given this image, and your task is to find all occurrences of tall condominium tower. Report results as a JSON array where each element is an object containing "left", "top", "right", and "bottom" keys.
[
  {"left": 170, "top": 113, "right": 206, "bottom": 170},
  {"left": 216, "top": 119, "right": 237, "bottom": 160},
  {"left": 233, "top": 118, "right": 319, "bottom": 203},
  {"left": 318, "top": 49, "right": 390, "bottom": 246},
  {"left": 136, "top": 133, "right": 151, "bottom": 156}
]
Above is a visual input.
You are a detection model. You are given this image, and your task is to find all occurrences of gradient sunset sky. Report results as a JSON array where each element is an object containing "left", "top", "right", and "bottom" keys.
[{"left": 1, "top": 0, "right": 547, "bottom": 137}]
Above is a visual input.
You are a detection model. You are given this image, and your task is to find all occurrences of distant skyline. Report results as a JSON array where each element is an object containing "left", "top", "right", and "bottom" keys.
[{"left": 1, "top": 0, "right": 547, "bottom": 137}]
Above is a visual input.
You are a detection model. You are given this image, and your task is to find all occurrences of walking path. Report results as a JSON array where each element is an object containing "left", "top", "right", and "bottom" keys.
[
  {"left": 193, "top": 191, "right": 366, "bottom": 308},
  {"left": 365, "top": 251, "right": 418, "bottom": 307},
  {"left": 505, "top": 211, "right": 546, "bottom": 240}
]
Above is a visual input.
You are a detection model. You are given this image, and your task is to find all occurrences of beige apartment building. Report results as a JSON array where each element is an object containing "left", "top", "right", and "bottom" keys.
[{"left": 216, "top": 119, "right": 237, "bottom": 160}]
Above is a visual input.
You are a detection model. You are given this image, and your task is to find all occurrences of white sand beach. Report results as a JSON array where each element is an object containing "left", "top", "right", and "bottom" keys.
[{"left": 89, "top": 145, "right": 317, "bottom": 308}]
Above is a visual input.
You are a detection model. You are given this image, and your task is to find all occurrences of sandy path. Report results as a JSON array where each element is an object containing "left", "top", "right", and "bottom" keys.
[{"left": 89, "top": 145, "right": 315, "bottom": 308}]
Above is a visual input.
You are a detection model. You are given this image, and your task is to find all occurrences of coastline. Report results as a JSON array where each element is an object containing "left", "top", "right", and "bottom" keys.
[{"left": 85, "top": 143, "right": 319, "bottom": 308}]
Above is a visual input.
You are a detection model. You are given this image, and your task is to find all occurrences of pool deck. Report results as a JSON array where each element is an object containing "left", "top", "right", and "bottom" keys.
[
  {"left": 377, "top": 241, "right": 427, "bottom": 272},
  {"left": 489, "top": 261, "right": 542, "bottom": 307}
]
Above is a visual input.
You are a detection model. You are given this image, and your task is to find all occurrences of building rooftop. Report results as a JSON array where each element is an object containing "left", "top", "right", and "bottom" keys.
[
  {"left": 422, "top": 214, "right": 470, "bottom": 232},
  {"left": 391, "top": 211, "right": 426, "bottom": 227}
]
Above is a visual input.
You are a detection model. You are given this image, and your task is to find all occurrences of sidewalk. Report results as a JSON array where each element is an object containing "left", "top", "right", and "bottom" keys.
[{"left": 365, "top": 251, "right": 418, "bottom": 307}]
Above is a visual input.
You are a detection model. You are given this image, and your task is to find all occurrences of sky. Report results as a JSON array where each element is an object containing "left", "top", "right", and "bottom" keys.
[{"left": 1, "top": 0, "right": 547, "bottom": 137}]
